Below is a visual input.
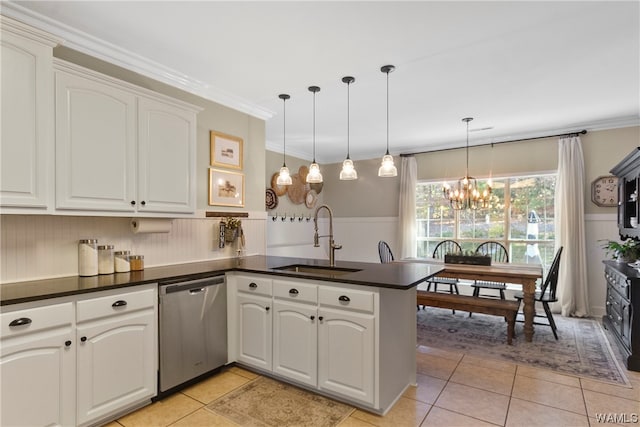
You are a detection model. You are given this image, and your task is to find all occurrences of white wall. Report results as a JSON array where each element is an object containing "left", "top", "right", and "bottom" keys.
[{"left": 1, "top": 214, "right": 266, "bottom": 283}]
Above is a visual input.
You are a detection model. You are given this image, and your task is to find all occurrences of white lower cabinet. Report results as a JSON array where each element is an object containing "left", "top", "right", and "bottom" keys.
[
  {"left": 273, "top": 299, "right": 317, "bottom": 387},
  {"left": 237, "top": 293, "right": 272, "bottom": 371},
  {"left": 0, "top": 284, "right": 157, "bottom": 427},
  {"left": 76, "top": 287, "right": 157, "bottom": 426},
  {"left": 317, "top": 307, "right": 374, "bottom": 404},
  {"left": 0, "top": 302, "right": 76, "bottom": 427},
  {"left": 229, "top": 274, "right": 397, "bottom": 411}
]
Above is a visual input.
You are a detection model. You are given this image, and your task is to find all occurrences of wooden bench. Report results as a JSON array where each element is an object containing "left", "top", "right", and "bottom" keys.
[{"left": 416, "top": 290, "right": 521, "bottom": 344}]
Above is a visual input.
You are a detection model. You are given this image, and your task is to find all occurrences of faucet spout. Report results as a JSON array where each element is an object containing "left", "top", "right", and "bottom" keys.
[{"left": 313, "top": 204, "right": 341, "bottom": 266}]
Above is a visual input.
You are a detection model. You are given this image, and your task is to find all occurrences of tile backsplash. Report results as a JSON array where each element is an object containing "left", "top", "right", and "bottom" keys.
[{"left": 1, "top": 214, "right": 266, "bottom": 283}]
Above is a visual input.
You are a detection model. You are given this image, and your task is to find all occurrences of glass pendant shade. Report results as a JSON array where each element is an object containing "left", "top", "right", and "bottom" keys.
[
  {"left": 307, "top": 162, "right": 323, "bottom": 183},
  {"left": 340, "top": 158, "right": 358, "bottom": 180},
  {"left": 378, "top": 153, "right": 397, "bottom": 177},
  {"left": 277, "top": 165, "right": 292, "bottom": 185}
]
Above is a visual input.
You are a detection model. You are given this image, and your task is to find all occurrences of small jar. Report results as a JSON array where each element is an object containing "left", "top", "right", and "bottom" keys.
[
  {"left": 114, "top": 250, "right": 130, "bottom": 273},
  {"left": 98, "top": 245, "right": 115, "bottom": 274},
  {"left": 78, "top": 239, "right": 98, "bottom": 277},
  {"left": 129, "top": 255, "right": 144, "bottom": 271}
]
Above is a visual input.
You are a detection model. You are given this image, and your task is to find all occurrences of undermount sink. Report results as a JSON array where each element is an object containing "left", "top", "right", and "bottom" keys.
[{"left": 273, "top": 264, "right": 361, "bottom": 276}]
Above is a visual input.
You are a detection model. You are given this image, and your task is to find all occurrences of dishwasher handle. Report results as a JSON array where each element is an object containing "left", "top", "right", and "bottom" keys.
[{"left": 189, "top": 287, "right": 205, "bottom": 294}]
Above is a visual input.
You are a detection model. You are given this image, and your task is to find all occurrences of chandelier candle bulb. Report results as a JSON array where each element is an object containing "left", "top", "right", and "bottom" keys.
[{"left": 78, "top": 239, "right": 98, "bottom": 276}]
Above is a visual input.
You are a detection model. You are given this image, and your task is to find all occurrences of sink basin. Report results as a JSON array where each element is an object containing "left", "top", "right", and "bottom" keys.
[{"left": 273, "top": 264, "right": 361, "bottom": 277}]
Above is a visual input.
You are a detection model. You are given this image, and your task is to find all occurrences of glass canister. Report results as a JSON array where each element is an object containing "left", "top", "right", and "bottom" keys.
[
  {"left": 114, "top": 250, "right": 131, "bottom": 273},
  {"left": 98, "top": 245, "right": 115, "bottom": 274},
  {"left": 129, "top": 255, "right": 144, "bottom": 271},
  {"left": 78, "top": 239, "right": 98, "bottom": 276}
]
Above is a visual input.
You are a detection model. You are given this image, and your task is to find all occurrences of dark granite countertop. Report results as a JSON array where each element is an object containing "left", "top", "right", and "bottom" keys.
[{"left": 0, "top": 255, "right": 441, "bottom": 306}]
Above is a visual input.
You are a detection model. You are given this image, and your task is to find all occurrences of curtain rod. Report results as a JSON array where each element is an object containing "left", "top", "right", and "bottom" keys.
[{"left": 399, "top": 129, "right": 587, "bottom": 157}]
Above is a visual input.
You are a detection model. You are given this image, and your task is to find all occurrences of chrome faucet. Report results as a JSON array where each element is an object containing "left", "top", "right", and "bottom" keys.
[{"left": 313, "top": 204, "right": 342, "bottom": 266}]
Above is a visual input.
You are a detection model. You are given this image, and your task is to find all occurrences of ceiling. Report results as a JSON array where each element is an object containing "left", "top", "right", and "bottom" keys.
[{"left": 5, "top": 1, "right": 639, "bottom": 163}]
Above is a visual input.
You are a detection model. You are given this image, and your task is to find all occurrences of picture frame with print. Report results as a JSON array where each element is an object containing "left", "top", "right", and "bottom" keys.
[
  {"left": 209, "top": 168, "right": 245, "bottom": 207},
  {"left": 210, "top": 130, "right": 243, "bottom": 170}
]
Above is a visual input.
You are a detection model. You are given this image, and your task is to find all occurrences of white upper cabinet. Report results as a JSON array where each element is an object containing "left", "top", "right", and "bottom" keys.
[
  {"left": 0, "top": 17, "right": 59, "bottom": 211},
  {"left": 54, "top": 60, "right": 200, "bottom": 216}
]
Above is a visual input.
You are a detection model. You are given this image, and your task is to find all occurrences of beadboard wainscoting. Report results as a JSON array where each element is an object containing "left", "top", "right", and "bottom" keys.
[{"left": 1, "top": 214, "right": 266, "bottom": 283}]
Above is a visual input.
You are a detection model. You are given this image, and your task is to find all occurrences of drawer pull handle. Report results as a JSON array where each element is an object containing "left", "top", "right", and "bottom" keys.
[
  {"left": 112, "top": 300, "right": 127, "bottom": 308},
  {"left": 65, "top": 340, "right": 72, "bottom": 347},
  {"left": 289, "top": 288, "right": 299, "bottom": 295},
  {"left": 338, "top": 295, "right": 351, "bottom": 302},
  {"left": 9, "top": 318, "right": 32, "bottom": 327},
  {"left": 249, "top": 283, "right": 258, "bottom": 288}
]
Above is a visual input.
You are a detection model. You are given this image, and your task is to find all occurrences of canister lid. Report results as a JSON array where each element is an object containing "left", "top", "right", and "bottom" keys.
[
  {"left": 97, "top": 245, "right": 115, "bottom": 250},
  {"left": 114, "top": 250, "right": 130, "bottom": 255},
  {"left": 79, "top": 239, "right": 98, "bottom": 244},
  {"left": 129, "top": 255, "right": 144, "bottom": 260}
]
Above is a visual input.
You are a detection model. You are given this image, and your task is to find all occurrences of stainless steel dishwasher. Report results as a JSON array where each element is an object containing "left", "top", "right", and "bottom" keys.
[{"left": 158, "top": 275, "right": 227, "bottom": 394}]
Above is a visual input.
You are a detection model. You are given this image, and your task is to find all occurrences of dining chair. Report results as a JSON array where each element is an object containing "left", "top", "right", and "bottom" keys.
[
  {"left": 468, "top": 241, "right": 509, "bottom": 317},
  {"left": 426, "top": 240, "right": 462, "bottom": 312},
  {"left": 378, "top": 240, "right": 394, "bottom": 264},
  {"left": 513, "top": 246, "right": 563, "bottom": 340}
]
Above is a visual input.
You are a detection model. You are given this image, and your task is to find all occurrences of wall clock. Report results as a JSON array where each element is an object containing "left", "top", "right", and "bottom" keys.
[{"left": 591, "top": 175, "right": 619, "bottom": 207}]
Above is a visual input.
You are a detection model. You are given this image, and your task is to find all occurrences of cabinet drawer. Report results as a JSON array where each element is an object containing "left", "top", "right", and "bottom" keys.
[
  {"left": 606, "top": 286, "right": 625, "bottom": 319},
  {"left": 237, "top": 276, "right": 273, "bottom": 296},
  {"left": 1, "top": 302, "right": 73, "bottom": 337},
  {"left": 77, "top": 288, "right": 155, "bottom": 322},
  {"left": 273, "top": 280, "right": 317, "bottom": 304},
  {"left": 319, "top": 287, "right": 374, "bottom": 313},
  {"left": 605, "top": 267, "right": 630, "bottom": 299}
]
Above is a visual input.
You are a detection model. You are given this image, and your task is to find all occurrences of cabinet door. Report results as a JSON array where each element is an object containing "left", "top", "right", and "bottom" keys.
[
  {"left": 138, "top": 97, "right": 196, "bottom": 214},
  {"left": 1, "top": 307, "right": 75, "bottom": 427},
  {"left": 0, "top": 25, "right": 55, "bottom": 209},
  {"left": 55, "top": 70, "right": 137, "bottom": 212},
  {"left": 318, "top": 307, "right": 375, "bottom": 405},
  {"left": 237, "top": 293, "right": 272, "bottom": 371},
  {"left": 76, "top": 308, "right": 156, "bottom": 426},
  {"left": 273, "top": 300, "right": 317, "bottom": 387}
]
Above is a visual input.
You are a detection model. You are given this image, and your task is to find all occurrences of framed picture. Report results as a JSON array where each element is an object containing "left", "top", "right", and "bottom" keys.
[
  {"left": 209, "top": 168, "right": 245, "bottom": 207},
  {"left": 210, "top": 130, "right": 243, "bottom": 170}
]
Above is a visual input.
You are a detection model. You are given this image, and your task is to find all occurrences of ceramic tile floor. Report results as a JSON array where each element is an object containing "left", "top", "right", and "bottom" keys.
[{"left": 102, "top": 345, "right": 640, "bottom": 427}]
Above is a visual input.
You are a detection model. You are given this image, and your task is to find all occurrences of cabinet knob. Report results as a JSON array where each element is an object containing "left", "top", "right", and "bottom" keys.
[
  {"left": 338, "top": 295, "right": 351, "bottom": 302},
  {"left": 289, "top": 288, "right": 299, "bottom": 295},
  {"left": 65, "top": 340, "right": 72, "bottom": 347},
  {"left": 310, "top": 315, "right": 315, "bottom": 321},
  {"left": 265, "top": 306, "right": 270, "bottom": 312},
  {"left": 9, "top": 317, "right": 32, "bottom": 327},
  {"left": 81, "top": 336, "right": 87, "bottom": 342},
  {"left": 318, "top": 316, "right": 324, "bottom": 321},
  {"left": 112, "top": 300, "right": 127, "bottom": 308},
  {"left": 140, "top": 201, "right": 146, "bottom": 206},
  {"left": 249, "top": 283, "right": 257, "bottom": 288},
  {"left": 131, "top": 200, "right": 136, "bottom": 206}
]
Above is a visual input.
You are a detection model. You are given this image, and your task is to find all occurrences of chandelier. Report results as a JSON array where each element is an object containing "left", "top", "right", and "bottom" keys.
[{"left": 443, "top": 117, "right": 492, "bottom": 210}]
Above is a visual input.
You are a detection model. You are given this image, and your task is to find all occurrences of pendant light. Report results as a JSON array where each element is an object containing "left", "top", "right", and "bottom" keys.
[
  {"left": 378, "top": 65, "right": 397, "bottom": 177},
  {"left": 306, "top": 86, "right": 323, "bottom": 183},
  {"left": 339, "top": 76, "right": 357, "bottom": 180},
  {"left": 276, "top": 93, "right": 292, "bottom": 186}
]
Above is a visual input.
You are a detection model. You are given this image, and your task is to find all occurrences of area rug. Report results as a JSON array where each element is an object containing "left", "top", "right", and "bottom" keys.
[
  {"left": 206, "top": 377, "right": 353, "bottom": 427},
  {"left": 416, "top": 307, "right": 631, "bottom": 386}
]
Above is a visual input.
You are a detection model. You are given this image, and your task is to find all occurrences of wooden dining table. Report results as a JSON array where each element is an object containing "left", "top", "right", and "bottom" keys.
[{"left": 402, "top": 259, "right": 543, "bottom": 342}]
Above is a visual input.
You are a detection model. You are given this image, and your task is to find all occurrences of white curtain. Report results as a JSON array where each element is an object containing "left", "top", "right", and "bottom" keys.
[
  {"left": 555, "top": 136, "right": 589, "bottom": 317},
  {"left": 399, "top": 155, "right": 417, "bottom": 259}
]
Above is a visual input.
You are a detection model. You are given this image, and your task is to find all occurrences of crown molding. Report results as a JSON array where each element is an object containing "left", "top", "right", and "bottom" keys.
[{"left": 1, "top": 2, "right": 275, "bottom": 121}]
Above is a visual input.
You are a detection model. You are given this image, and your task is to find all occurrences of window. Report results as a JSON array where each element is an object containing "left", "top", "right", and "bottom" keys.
[{"left": 416, "top": 173, "right": 557, "bottom": 271}]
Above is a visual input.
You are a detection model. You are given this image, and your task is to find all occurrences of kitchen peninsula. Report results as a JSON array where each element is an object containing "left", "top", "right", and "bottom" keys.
[{"left": 1, "top": 256, "right": 438, "bottom": 425}]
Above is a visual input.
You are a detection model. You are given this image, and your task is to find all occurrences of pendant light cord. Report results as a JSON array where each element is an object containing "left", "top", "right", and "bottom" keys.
[
  {"left": 282, "top": 97, "right": 287, "bottom": 167},
  {"left": 346, "top": 80, "right": 351, "bottom": 159},
  {"left": 386, "top": 69, "right": 390, "bottom": 156},
  {"left": 312, "top": 90, "right": 316, "bottom": 162}
]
